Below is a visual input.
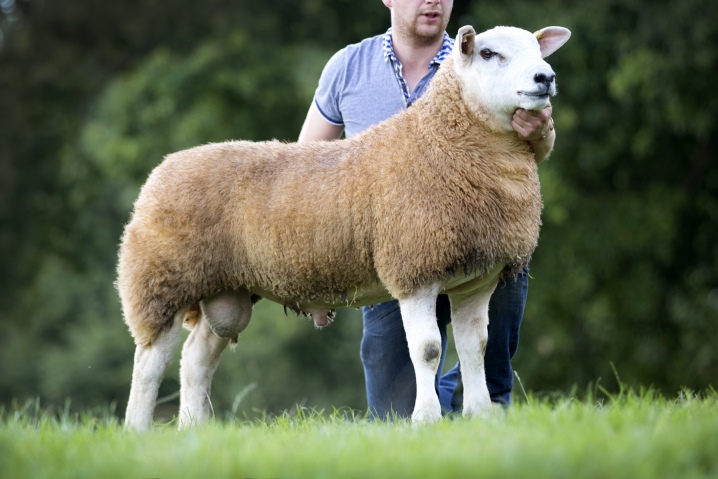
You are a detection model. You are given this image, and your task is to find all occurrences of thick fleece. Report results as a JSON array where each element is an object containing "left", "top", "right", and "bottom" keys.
[{"left": 117, "top": 56, "right": 542, "bottom": 347}]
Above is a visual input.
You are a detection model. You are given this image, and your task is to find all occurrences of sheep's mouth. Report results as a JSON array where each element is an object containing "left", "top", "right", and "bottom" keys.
[{"left": 518, "top": 91, "right": 551, "bottom": 99}]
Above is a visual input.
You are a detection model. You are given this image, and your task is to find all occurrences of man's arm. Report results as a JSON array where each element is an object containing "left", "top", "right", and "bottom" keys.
[
  {"left": 512, "top": 105, "right": 555, "bottom": 163},
  {"left": 298, "top": 100, "right": 556, "bottom": 159},
  {"left": 298, "top": 102, "right": 344, "bottom": 143}
]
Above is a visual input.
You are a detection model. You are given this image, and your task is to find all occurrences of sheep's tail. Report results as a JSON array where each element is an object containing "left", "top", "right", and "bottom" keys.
[
  {"left": 119, "top": 290, "right": 188, "bottom": 347},
  {"left": 117, "top": 234, "right": 200, "bottom": 347}
]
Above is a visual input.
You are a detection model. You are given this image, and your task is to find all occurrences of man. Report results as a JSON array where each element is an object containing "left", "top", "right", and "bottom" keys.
[{"left": 299, "top": 0, "right": 555, "bottom": 417}]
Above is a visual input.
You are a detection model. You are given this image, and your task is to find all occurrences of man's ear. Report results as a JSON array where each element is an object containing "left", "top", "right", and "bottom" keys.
[
  {"left": 534, "top": 27, "right": 571, "bottom": 58},
  {"left": 457, "top": 25, "right": 476, "bottom": 62}
]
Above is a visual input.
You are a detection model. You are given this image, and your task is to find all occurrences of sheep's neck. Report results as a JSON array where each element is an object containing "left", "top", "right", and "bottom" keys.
[{"left": 413, "top": 58, "right": 511, "bottom": 148}]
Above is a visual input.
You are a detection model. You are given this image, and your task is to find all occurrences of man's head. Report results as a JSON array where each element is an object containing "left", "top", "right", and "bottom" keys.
[
  {"left": 383, "top": 0, "right": 453, "bottom": 47},
  {"left": 452, "top": 25, "right": 571, "bottom": 131}
]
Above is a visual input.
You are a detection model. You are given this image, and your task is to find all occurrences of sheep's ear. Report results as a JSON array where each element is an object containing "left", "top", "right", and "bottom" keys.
[
  {"left": 457, "top": 25, "right": 476, "bottom": 62},
  {"left": 534, "top": 27, "right": 571, "bottom": 58}
]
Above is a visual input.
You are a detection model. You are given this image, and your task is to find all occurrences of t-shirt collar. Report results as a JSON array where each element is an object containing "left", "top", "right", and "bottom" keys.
[{"left": 382, "top": 28, "right": 454, "bottom": 67}]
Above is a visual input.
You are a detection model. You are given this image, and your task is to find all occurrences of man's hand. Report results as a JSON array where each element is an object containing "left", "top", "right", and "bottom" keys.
[{"left": 512, "top": 105, "right": 555, "bottom": 163}]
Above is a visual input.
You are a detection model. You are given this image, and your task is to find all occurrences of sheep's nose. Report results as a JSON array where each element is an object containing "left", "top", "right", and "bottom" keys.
[{"left": 534, "top": 72, "right": 555, "bottom": 86}]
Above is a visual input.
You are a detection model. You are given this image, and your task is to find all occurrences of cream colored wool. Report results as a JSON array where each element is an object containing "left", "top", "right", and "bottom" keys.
[{"left": 117, "top": 56, "right": 542, "bottom": 347}]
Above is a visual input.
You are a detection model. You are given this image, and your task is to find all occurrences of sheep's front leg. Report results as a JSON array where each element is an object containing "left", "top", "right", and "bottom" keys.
[
  {"left": 125, "top": 314, "right": 183, "bottom": 432},
  {"left": 399, "top": 283, "right": 443, "bottom": 424},
  {"left": 449, "top": 282, "right": 498, "bottom": 418}
]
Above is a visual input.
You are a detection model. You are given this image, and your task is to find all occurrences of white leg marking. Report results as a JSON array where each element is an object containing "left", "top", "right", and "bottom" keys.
[
  {"left": 178, "top": 313, "right": 230, "bottom": 429},
  {"left": 449, "top": 282, "right": 498, "bottom": 418},
  {"left": 399, "top": 283, "right": 443, "bottom": 424},
  {"left": 125, "top": 315, "right": 183, "bottom": 432}
]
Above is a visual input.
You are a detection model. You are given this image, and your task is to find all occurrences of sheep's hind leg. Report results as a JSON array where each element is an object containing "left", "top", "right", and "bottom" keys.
[
  {"left": 179, "top": 289, "right": 252, "bottom": 429},
  {"left": 399, "top": 283, "right": 443, "bottom": 424},
  {"left": 125, "top": 314, "right": 183, "bottom": 432},
  {"left": 449, "top": 282, "right": 498, "bottom": 418}
]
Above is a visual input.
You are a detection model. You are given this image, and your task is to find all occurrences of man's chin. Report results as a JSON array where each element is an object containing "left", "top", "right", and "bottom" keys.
[{"left": 410, "top": 26, "right": 445, "bottom": 46}]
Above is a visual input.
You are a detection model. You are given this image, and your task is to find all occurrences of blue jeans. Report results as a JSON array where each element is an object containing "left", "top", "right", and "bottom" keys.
[{"left": 360, "top": 266, "right": 529, "bottom": 418}]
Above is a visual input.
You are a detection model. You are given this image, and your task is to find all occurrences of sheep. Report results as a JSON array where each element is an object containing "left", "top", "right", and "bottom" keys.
[{"left": 118, "top": 24, "right": 571, "bottom": 432}]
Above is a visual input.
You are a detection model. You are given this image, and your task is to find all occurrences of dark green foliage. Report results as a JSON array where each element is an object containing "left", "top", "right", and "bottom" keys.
[
  {"left": 493, "top": 0, "right": 718, "bottom": 394},
  {"left": 445, "top": 0, "right": 718, "bottom": 392},
  {"left": 0, "top": 0, "right": 715, "bottom": 417}
]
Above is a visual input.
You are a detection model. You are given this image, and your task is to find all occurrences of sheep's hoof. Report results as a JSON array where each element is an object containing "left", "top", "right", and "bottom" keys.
[
  {"left": 460, "top": 392, "right": 494, "bottom": 418},
  {"left": 463, "top": 401, "right": 504, "bottom": 419},
  {"left": 411, "top": 405, "right": 442, "bottom": 424}
]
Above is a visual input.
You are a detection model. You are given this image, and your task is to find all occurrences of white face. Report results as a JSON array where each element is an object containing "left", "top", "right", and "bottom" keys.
[{"left": 452, "top": 25, "right": 571, "bottom": 131}]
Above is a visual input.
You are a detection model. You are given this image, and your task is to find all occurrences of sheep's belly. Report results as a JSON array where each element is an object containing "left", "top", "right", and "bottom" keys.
[{"left": 249, "top": 263, "right": 505, "bottom": 311}]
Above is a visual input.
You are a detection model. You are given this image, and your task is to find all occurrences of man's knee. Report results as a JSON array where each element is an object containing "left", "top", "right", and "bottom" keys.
[
  {"left": 361, "top": 300, "right": 404, "bottom": 366},
  {"left": 360, "top": 333, "right": 389, "bottom": 367}
]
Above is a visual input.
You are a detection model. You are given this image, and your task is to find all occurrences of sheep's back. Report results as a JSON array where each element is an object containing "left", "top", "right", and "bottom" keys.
[{"left": 119, "top": 139, "right": 380, "bottom": 337}]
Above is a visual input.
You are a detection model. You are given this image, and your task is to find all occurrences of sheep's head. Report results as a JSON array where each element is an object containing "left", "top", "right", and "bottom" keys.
[{"left": 452, "top": 25, "right": 571, "bottom": 132}]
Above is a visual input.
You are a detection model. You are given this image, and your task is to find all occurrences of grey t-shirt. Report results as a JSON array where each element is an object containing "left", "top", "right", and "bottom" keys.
[{"left": 313, "top": 32, "right": 453, "bottom": 139}]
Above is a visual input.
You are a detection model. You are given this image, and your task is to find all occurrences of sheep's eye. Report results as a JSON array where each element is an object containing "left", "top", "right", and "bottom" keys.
[{"left": 480, "top": 48, "right": 496, "bottom": 60}]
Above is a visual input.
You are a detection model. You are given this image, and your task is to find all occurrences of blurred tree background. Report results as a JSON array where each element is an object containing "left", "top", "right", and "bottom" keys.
[{"left": 0, "top": 0, "right": 716, "bottom": 420}]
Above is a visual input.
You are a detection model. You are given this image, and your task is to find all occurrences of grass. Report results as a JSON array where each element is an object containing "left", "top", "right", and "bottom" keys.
[{"left": 1, "top": 389, "right": 717, "bottom": 479}]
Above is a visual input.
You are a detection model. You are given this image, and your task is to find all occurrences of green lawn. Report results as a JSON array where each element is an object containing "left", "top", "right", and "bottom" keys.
[{"left": 1, "top": 390, "right": 716, "bottom": 479}]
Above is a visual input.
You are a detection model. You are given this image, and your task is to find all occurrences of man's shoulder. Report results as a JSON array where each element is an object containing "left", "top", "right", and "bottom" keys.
[{"left": 334, "top": 33, "right": 385, "bottom": 64}]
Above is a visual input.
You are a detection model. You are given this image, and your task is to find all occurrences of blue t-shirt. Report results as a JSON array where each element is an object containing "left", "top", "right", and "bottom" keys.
[{"left": 313, "top": 29, "right": 454, "bottom": 139}]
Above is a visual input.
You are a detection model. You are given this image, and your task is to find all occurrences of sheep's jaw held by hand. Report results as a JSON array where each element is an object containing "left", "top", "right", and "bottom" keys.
[{"left": 455, "top": 25, "right": 570, "bottom": 132}]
